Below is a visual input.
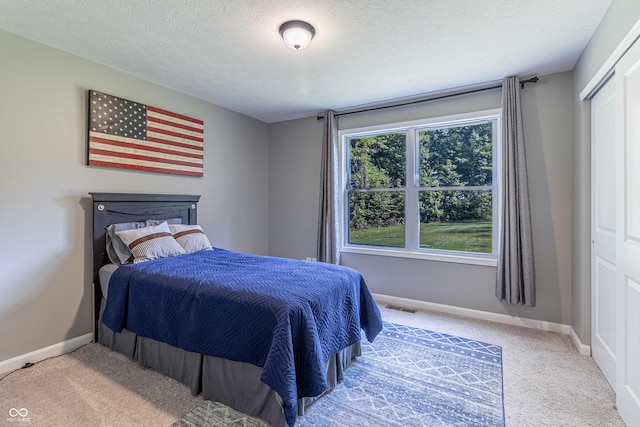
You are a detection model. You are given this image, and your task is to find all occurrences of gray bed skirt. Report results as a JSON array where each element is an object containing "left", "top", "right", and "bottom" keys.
[{"left": 98, "top": 300, "right": 361, "bottom": 427}]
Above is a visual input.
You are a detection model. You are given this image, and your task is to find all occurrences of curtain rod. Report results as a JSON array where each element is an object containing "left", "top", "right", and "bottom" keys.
[{"left": 316, "top": 76, "right": 539, "bottom": 120}]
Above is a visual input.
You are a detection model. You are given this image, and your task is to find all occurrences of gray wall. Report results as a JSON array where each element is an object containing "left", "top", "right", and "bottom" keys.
[
  {"left": 571, "top": 0, "right": 640, "bottom": 344},
  {"left": 0, "top": 30, "right": 269, "bottom": 362},
  {"left": 269, "top": 117, "right": 324, "bottom": 261},
  {"left": 269, "top": 72, "right": 574, "bottom": 325}
]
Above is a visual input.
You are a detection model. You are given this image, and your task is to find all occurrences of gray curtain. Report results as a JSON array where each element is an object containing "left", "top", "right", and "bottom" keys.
[
  {"left": 317, "top": 111, "right": 339, "bottom": 264},
  {"left": 496, "top": 76, "right": 536, "bottom": 306}
]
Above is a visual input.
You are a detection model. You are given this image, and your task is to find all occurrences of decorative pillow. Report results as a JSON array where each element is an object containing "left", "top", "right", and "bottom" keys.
[
  {"left": 169, "top": 224, "right": 213, "bottom": 253},
  {"left": 106, "top": 221, "right": 146, "bottom": 265},
  {"left": 116, "top": 222, "right": 185, "bottom": 263}
]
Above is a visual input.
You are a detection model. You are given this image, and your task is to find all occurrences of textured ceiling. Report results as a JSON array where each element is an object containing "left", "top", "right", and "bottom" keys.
[{"left": 0, "top": 0, "right": 611, "bottom": 123}]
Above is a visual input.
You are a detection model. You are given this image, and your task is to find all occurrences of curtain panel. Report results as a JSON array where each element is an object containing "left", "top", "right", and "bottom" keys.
[
  {"left": 496, "top": 76, "right": 536, "bottom": 306},
  {"left": 317, "top": 111, "right": 339, "bottom": 264}
]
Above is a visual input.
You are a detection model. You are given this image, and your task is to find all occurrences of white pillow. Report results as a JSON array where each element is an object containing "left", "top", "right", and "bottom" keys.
[
  {"left": 116, "top": 222, "right": 185, "bottom": 263},
  {"left": 169, "top": 224, "right": 213, "bottom": 253}
]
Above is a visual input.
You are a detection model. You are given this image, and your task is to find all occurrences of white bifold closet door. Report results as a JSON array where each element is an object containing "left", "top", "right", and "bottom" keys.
[
  {"left": 614, "top": 35, "right": 640, "bottom": 426},
  {"left": 591, "top": 75, "right": 617, "bottom": 390}
]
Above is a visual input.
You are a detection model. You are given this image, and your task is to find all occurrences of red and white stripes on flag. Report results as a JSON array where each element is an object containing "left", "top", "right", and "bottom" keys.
[{"left": 88, "top": 90, "right": 204, "bottom": 177}]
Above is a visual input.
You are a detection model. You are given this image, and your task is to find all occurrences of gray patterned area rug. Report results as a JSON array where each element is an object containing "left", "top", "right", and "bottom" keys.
[{"left": 172, "top": 322, "right": 504, "bottom": 426}]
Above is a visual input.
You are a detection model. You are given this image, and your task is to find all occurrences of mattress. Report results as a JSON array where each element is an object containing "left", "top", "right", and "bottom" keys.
[{"left": 98, "top": 263, "right": 118, "bottom": 298}]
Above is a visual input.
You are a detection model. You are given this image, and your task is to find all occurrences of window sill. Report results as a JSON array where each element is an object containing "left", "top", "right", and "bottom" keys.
[{"left": 340, "top": 246, "right": 498, "bottom": 267}]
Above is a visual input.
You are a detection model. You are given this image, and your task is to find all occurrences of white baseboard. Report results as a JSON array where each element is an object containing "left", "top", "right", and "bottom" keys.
[
  {"left": 569, "top": 327, "right": 591, "bottom": 356},
  {"left": 0, "top": 333, "right": 94, "bottom": 375},
  {"left": 373, "top": 293, "right": 591, "bottom": 356}
]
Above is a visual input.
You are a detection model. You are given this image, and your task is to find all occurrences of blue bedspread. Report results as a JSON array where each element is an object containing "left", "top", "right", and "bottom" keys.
[{"left": 102, "top": 248, "right": 382, "bottom": 426}]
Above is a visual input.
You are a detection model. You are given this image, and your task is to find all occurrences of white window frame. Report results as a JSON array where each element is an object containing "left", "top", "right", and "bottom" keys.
[{"left": 338, "top": 109, "right": 502, "bottom": 267}]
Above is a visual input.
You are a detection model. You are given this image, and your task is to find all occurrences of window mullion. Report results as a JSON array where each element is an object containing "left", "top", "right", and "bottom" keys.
[{"left": 405, "top": 129, "right": 419, "bottom": 251}]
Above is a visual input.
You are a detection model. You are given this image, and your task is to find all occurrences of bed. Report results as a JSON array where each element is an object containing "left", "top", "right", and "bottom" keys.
[{"left": 90, "top": 192, "right": 383, "bottom": 427}]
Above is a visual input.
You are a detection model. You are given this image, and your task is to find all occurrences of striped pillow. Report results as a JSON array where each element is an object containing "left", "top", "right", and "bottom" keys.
[
  {"left": 169, "top": 224, "right": 213, "bottom": 253},
  {"left": 116, "top": 222, "right": 185, "bottom": 263}
]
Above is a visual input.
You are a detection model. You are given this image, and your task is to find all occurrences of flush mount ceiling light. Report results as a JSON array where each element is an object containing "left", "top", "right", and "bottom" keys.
[{"left": 279, "top": 20, "right": 315, "bottom": 50}]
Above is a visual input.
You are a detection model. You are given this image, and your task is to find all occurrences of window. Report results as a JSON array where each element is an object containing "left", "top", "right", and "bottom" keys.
[{"left": 340, "top": 109, "right": 501, "bottom": 265}]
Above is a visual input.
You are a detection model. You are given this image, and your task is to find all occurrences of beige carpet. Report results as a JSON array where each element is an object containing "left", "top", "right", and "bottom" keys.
[{"left": 0, "top": 306, "right": 625, "bottom": 426}]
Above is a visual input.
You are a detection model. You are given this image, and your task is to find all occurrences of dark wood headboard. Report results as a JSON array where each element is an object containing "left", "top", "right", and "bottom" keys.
[{"left": 90, "top": 193, "right": 200, "bottom": 332}]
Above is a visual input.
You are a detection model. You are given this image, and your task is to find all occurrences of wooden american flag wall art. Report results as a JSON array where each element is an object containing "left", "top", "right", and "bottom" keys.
[{"left": 87, "top": 90, "right": 204, "bottom": 177}]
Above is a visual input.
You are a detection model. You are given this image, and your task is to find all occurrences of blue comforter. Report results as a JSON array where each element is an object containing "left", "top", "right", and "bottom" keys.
[{"left": 102, "top": 248, "right": 382, "bottom": 426}]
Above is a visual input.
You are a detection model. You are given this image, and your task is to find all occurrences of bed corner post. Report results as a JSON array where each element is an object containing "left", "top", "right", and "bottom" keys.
[{"left": 90, "top": 194, "right": 107, "bottom": 341}]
